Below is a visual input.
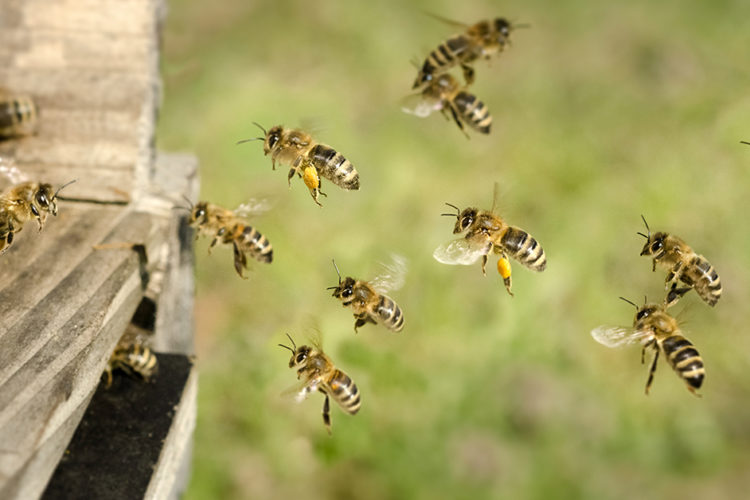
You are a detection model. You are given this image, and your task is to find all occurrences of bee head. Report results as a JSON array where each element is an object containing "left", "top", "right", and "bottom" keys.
[
  {"left": 263, "top": 125, "right": 283, "bottom": 154},
  {"left": 30, "top": 184, "right": 55, "bottom": 222},
  {"left": 442, "top": 203, "right": 476, "bottom": 234},
  {"left": 190, "top": 201, "right": 209, "bottom": 225},
  {"left": 330, "top": 276, "right": 356, "bottom": 301},
  {"left": 278, "top": 334, "right": 311, "bottom": 368},
  {"left": 637, "top": 216, "right": 668, "bottom": 258},
  {"left": 621, "top": 296, "right": 662, "bottom": 327},
  {"left": 494, "top": 18, "right": 512, "bottom": 39}
]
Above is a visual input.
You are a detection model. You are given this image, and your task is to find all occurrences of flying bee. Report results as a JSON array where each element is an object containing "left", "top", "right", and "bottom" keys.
[
  {"left": 187, "top": 199, "right": 273, "bottom": 278},
  {"left": 238, "top": 123, "right": 360, "bottom": 207},
  {"left": 0, "top": 90, "right": 37, "bottom": 137},
  {"left": 327, "top": 256, "right": 406, "bottom": 333},
  {"left": 412, "top": 15, "right": 527, "bottom": 89},
  {"left": 103, "top": 343, "right": 159, "bottom": 388},
  {"left": 591, "top": 297, "right": 705, "bottom": 397},
  {"left": 433, "top": 184, "right": 546, "bottom": 296},
  {"left": 0, "top": 174, "right": 76, "bottom": 253},
  {"left": 402, "top": 73, "right": 492, "bottom": 136},
  {"left": 279, "top": 334, "right": 361, "bottom": 434},
  {"left": 637, "top": 215, "right": 721, "bottom": 307}
]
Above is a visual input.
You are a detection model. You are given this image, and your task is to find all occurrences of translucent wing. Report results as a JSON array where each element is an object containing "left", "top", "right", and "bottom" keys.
[
  {"left": 233, "top": 198, "right": 272, "bottom": 219},
  {"left": 371, "top": 254, "right": 408, "bottom": 294},
  {"left": 401, "top": 92, "right": 444, "bottom": 118},
  {"left": 433, "top": 238, "right": 488, "bottom": 266},
  {"left": 490, "top": 182, "right": 501, "bottom": 214},
  {"left": 0, "top": 155, "right": 26, "bottom": 187},
  {"left": 280, "top": 377, "right": 322, "bottom": 402},
  {"left": 590, "top": 325, "right": 653, "bottom": 348},
  {"left": 422, "top": 11, "right": 470, "bottom": 30}
]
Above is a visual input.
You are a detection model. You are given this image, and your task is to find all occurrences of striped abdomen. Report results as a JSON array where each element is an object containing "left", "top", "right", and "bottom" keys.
[
  {"left": 499, "top": 226, "right": 547, "bottom": 271},
  {"left": 413, "top": 35, "right": 473, "bottom": 88},
  {"left": 0, "top": 96, "right": 37, "bottom": 136},
  {"left": 660, "top": 334, "right": 705, "bottom": 390},
  {"left": 452, "top": 91, "right": 492, "bottom": 134},
  {"left": 234, "top": 224, "right": 273, "bottom": 263},
  {"left": 308, "top": 144, "right": 359, "bottom": 190},
  {"left": 326, "top": 369, "right": 361, "bottom": 415},
  {"left": 376, "top": 294, "right": 404, "bottom": 332},
  {"left": 683, "top": 256, "right": 721, "bottom": 306},
  {"left": 112, "top": 345, "right": 158, "bottom": 380}
]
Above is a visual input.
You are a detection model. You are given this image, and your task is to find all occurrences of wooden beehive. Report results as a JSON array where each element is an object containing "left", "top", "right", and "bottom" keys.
[{"left": 0, "top": 1, "right": 198, "bottom": 498}]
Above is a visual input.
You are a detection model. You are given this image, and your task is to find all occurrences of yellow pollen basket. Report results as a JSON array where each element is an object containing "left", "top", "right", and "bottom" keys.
[
  {"left": 302, "top": 165, "right": 320, "bottom": 191},
  {"left": 497, "top": 256, "right": 512, "bottom": 279}
]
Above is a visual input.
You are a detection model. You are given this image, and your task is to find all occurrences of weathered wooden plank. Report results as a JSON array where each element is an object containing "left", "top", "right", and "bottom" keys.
[
  {"left": 0, "top": 0, "right": 164, "bottom": 203},
  {"left": 0, "top": 204, "right": 173, "bottom": 499}
]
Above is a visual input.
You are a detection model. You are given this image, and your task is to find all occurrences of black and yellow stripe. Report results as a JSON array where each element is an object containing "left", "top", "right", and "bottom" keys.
[
  {"left": 500, "top": 226, "right": 547, "bottom": 272},
  {"left": 453, "top": 91, "right": 492, "bottom": 134},
  {"left": 376, "top": 295, "right": 405, "bottom": 332},
  {"left": 309, "top": 144, "right": 360, "bottom": 191},
  {"left": 688, "top": 256, "right": 722, "bottom": 306},
  {"left": 0, "top": 96, "right": 37, "bottom": 136},
  {"left": 413, "top": 35, "right": 472, "bottom": 88},
  {"left": 661, "top": 335, "right": 705, "bottom": 390},
  {"left": 327, "top": 370, "right": 361, "bottom": 415}
]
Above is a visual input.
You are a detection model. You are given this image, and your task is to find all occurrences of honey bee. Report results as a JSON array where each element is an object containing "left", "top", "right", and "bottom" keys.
[
  {"left": 0, "top": 91, "right": 37, "bottom": 137},
  {"left": 433, "top": 184, "right": 546, "bottom": 296},
  {"left": 238, "top": 123, "right": 359, "bottom": 207},
  {"left": 402, "top": 73, "right": 492, "bottom": 136},
  {"left": 103, "top": 343, "right": 159, "bottom": 388},
  {"left": 412, "top": 16, "right": 526, "bottom": 89},
  {"left": 327, "top": 256, "right": 406, "bottom": 333},
  {"left": 591, "top": 297, "right": 705, "bottom": 396},
  {"left": 187, "top": 199, "right": 273, "bottom": 278},
  {"left": 0, "top": 165, "right": 76, "bottom": 253},
  {"left": 279, "top": 334, "right": 361, "bottom": 434},
  {"left": 637, "top": 216, "right": 721, "bottom": 307}
]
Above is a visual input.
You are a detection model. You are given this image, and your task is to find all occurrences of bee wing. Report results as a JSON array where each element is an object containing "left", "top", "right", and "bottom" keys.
[
  {"left": 400, "top": 92, "right": 443, "bottom": 118},
  {"left": 422, "top": 11, "right": 470, "bottom": 29},
  {"left": 0, "top": 155, "right": 26, "bottom": 188},
  {"left": 370, "top": 254, "right": 408, "bottom": 294},
  {"left": 280, "top": 377, "right": 322, "bottom": 402},
  {"left": 590, "top": 326, "right": 652, "bottom": 348},
  {"left": 433, "top": 238, "right": 487, "bottom": 266},
  {"left": 233, "top": 198, "right": 272, "bottom": 219},
  {"left": 490, "top": 182, "right": 501, "bottom": 214}
]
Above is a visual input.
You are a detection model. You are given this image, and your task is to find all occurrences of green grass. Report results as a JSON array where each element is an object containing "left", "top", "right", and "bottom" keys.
[{"left": 157, "top": 1, "right": 750, "bottom": 498}]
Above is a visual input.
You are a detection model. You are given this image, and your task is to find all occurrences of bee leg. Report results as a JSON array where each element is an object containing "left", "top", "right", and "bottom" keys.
[
  {"left": 104, "top": 364, "right": 114, "bottom": 388},
  {"left": 666, "top": 284, "right": 690, "bottom": 307},
  {"left": 461, "top": 64, "right": 475, "bottom": 85},
  {"left": 651, "top": 259, "right": 656, "bottom": 272},
  {"left": 232, "top": 242, "right": 248, "bottom": 279},
  {"left": 644, "top": 345, "right": 659, "bottom": 395},
  {"left": 665, "top": 262, "right": 683, "bottom": 290},
  {"left": 447, "top": 105, "right": 470, "bottom": 139},
  {"left": 481, "top": 254, "right": 488, "bottom": 276},
  {"left": 497, "top": 255, "right": 513, "bottom": 296},
  {"left": 321, "top": 391, "right": 332, "bottom": 435}
]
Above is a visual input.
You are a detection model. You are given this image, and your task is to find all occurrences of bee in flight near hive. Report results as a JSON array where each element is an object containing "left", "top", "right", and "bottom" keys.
[
  {"left": 0, "top": 157, "right": 75, "bottom": 253},
  {"left": 0, "top": 90, "right": 37, "bottom": 138},
  {"left": 279, "top": 334, "right": 361, "bottom": 434},
  {"left": 591, "top": 297, "right": 705, "bottom": 397},
  {"left": 637, "top": 215, "right": 721, "bottom": 307},
  {"left": 402, "top": 72, "right": 492, "bottom": 136},
  {"left": 238, "top": 123, "right": 359, "bottom": 207},
  {"left": 412, "top": 15, "right": 527, "bottom": 89},
  {"left": 328, "top": 256, "right": 406, "bottom": 333},
  {"left": 434, "top": 184, "right": 546, "bottom": 296},
  {"left": 187, "top": 198, "right": 273, "bottom": 278},
  {"left": 103, "top": 342, "right": 159, "bottom": 388}
]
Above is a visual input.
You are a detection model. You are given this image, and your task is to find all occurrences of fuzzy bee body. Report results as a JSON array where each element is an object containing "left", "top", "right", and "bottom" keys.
[
  {"left": 638, "top": 217, "right": 721, "bottom": 307},
  {"left": 189, "top": 201, "right": 272, "bottom": 278},
  {"left": 104, "top": 344, "right": 159, "bottom": 387},
  {"left": 0, "top": 94, "right": 37, "bottom": 137},
  {"left": 280, "top": 335, "right": 360, "bottom": 434},
  {"left": 413, "top": 17, "right": 516, "bottom": 88}
]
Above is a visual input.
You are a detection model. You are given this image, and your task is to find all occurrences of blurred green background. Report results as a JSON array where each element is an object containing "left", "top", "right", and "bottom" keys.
[{"left": 157, "top": 0, "right": 750, "bottom": 498}]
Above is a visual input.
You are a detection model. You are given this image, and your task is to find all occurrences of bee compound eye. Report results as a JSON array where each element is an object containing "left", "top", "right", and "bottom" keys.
[
  {"left": 296, "top": 353, "right": 306, "bottom": 363},
  {"left": 31, "top": 205, "right": 39, "bottom": 217}
]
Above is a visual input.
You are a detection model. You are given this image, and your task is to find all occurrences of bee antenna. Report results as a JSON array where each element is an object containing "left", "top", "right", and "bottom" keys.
[
  {"left": 54, "top": 179, "right": 77, "bottom": 198},
  {"left": 331, "top": 259, "right": 342, "bottom": 284},
  {"left": 181, "top": 194, "right": 194, "bottom": 211},
  {"left": 441, "top": 202, "right": 460, "bottom": 217},
  {"left": 278, "top": 333, "right": 296, "bottom": 353},
  {"left": 619, "top": 296, "right": 638, "bottom": 309},
  {"left": 741, "top": 141, "right": 749, "bottom": 145},
  {"left": 636, "top": 232, "right": 648, "bottom": 239},
  {"left": 252, "top": 121, "right": 267, "bottom": 135},
  {"left": 236, "top": 137, "right": 264, "bottom": 145},
  {"left": 640, "top": 215, "right": 651, "bottom": 238}
]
